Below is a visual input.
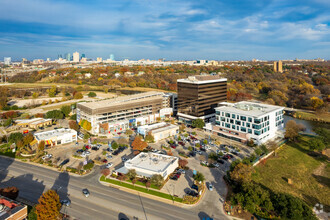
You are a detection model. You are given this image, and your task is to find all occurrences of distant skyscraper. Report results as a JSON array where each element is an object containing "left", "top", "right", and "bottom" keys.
[
  {"left": 4, "top": 57, "right": 11, "bottom": 65},
  {"left": 273, "top": 61, "right": 283, "bottom": 73},
  {"left": 81, "top": 54, "right": 86, "bottom": 59},
  {"left": 73, "top": 52, "right": 80, "bottom": 62},
  {"left": 110, "top": 54, "right": 115, "bottom": 61},
  {"left": 66, "top": 53, "right": 71, "bottom": 61},
  {"left": 58, "top": 54, "right": 62, "bottom": 59}
]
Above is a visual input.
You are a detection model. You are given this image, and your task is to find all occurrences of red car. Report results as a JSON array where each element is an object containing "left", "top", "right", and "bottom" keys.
[
  {"left": 102, "top": 159, "right": 108, "bottom": 163},
  {"left": 175, "top": 173, "right": 181, "bottom": 178},
  {"left": 178, "top": 141, "right": 185, "bottom": 146},
  {"left": 85, "top": 145, "right": 91, "bottom": 150},
  {"left": 170, "top": 145, "right": 177, "bottom": 149}
]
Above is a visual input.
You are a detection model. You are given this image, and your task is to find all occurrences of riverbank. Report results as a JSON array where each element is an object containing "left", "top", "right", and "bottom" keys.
[{"left": 294, "top": 111, "right": 330, "bottom": 123}]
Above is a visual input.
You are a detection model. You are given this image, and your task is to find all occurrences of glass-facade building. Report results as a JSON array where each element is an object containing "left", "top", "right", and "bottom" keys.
[{"left": 212, "top": 102, "right": 284, "bottom": 144}]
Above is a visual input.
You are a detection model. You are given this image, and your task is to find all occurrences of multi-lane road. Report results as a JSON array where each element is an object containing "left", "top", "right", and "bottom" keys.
[{"left": 0, "top": 156, "right": 228, "bottom": 220}]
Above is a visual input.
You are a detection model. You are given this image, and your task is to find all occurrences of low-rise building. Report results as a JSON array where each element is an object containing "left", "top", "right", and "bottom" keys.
[
  {"left": 34, "top": 128, "right": 77, "bottom": 147},
  {"left": 211, "top": 101, "right": 284, "bottom": 145},
  {"left": 137, "top": 122, "right": 179, "bottom": 142},
  {"left": 76, "top": 91, "right": 175, "bottom": 135},
  {"left": 0, "top": 196, "right": 28, "bottom": 220},
  {"left": 115, "top": 152, "right": 179, "bottom": 179},
  {"left": 15, "top": 118, "right": 52, "bottom": 130}
]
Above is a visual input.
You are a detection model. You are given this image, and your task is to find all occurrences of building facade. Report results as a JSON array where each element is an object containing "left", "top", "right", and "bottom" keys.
[
  {"left": 137, "top": 122, "right": 179, "bottom": 142},
  {"left": 211, "top": 101, "right": 284, "bottom": 145},
  {"left": 76, "top": 92, "right": 175, "bottom": 135},
  {"left": 15, "top": 118, "right": 52, "bottom": 130},
  {"left": 4, "top": 57, "right": 11, "bottom": 65},
  {"left": 73, "top": 52, "right": 80, "bottom": 62},
  {"left": 34, "top": 128, "right": 77, "bottom": 147},
  {"left": 0, "top": 195, "right": 28, "bottom": 220},
  {"left": 115, "top": 152, "right": 179, "bottom": 179},
  {"left": 273, "top": 60, "right": 283, "bottom": 73},
  {"left": 177, "top": 75, "right": 227, "bottom": 123}
]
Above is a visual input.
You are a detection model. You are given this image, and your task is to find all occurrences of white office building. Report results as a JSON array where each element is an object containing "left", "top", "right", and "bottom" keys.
[
  {"left": 4, "top": 57, "right": 11, "bottom": 65},
  {"left": 115, "top": 152, "right": 179, "bottom": 179},
  {"left": 34, "top": 128, "right": 77, "bottom": 147},
  {"left": 137, "top": 122, "right": 179, "bottom": 142},
  {"left": 211, "top": 101, "right": 284, "bottom": 145},
  {"left": 73, "top": 52, "right": 80, "bottom": 62}
]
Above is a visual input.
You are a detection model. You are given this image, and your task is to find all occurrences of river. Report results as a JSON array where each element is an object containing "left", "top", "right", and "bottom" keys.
[{"left": 283, "top": 115, "right": 330, "bottom": 134}]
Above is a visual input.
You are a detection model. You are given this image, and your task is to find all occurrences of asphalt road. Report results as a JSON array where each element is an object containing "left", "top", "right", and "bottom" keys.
[{"left": 0, "top": 157, "right": 228, "bottom": 220}]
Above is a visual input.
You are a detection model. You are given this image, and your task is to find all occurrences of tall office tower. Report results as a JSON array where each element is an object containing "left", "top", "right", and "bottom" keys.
[
  {"left": 73, "top": 52, "right": 80, "bottom": 62},
  {"left": 66, "top": 53, "right": 71, "bottom": 61},
  {"left": 110, "top": 54, "right": 115, "bottom": 61},
  {"left": 81, "top": 54, "right": 86, "bottom": 59},
  {"left": 177, "top": 75, "right": 227, "bottom": 123},
  {"left": 273, "top": 61, "right": 283, "bottom": 73},
  {"left": 4, "top": 57, "right": 11, "bottom": 65}
]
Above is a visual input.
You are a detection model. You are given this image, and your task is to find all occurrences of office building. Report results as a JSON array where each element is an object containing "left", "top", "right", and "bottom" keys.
[
  {"left": 4, "top": 57, "right": 11, "bottom": 65},
  {"left": 110, "top": 54, "right": 115, "bottom": 61},
  {"left": 77, "top": 92, "right": 174, "bottom": 135},
  {"left": 115, "top": 152, "right": 179, "bottom": 179},
  {"left": 97, "top": 57, "right": 103, "bottom": 62},
  {"left": 0, "top": 195, "right": 28, "bottom": 220},
  {"left": 81, "top": 54, "right": 86, "bottom": 59},
  {"left": 15, "top": 118, "right": 52, "bottom": 130},
  {"left": 34, "top": 128, "right": 77, "bottom": 147},
  {"left": 177, "top": 75, "right": 227, "bottom": 124},
  {"left": 73, "top": 52, "right": 80, "bottom": 62},
  {"left": 273, "top": 61, "right": 283, "bottom": 73},
  {"left": 65, "top": 53, "right": 71, "bottom": 61},
  {"left": 137, "top": 122, "right": 179, "bottom": 142},
  {"left": 211, "top": 101, "right": 284, "bottom": 145}
]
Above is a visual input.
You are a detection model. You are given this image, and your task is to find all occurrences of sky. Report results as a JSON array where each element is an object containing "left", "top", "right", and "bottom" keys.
[{"left": 0, "top": 0, "right": 329, "bottom": 61}]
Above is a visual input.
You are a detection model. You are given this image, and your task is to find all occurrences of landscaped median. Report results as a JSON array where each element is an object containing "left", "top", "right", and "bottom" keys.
[{"left": 100, "top": 175, "right": 183, "bottom": 203}]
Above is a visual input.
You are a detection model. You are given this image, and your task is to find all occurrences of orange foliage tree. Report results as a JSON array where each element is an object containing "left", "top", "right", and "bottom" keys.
[{"left": 131, "top": 136, "right": 148, "bottom": 152}]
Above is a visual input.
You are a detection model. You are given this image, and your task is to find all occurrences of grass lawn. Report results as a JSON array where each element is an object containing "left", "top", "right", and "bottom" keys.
[
  {"left": 295, "top": 111, "right": 330, "bottom": 123},
  {"left": 100, "top": 176, "right": 183, "bottom": 203},
  {"left": 252, "top": 136, "right": 330, "bottom": 211}
]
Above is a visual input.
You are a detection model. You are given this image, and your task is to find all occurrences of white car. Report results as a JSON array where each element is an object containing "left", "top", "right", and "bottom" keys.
[
  {"left": 106, "top": 163, "right": 113, "bottom": 168},
  {"left": 85, "top": 151, "right": 90, "bottom": 155},
  {"left": 208, "top": 183, "right": 214, "bottom": 191},
  {"left": 81, "top": 152, "right": 86, "bottom": 157},
  {"left": 42, "top": 154, "right": 52, "bottom": 160}
]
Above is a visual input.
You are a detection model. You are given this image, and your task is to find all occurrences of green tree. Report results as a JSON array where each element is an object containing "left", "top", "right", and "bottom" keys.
[
  {"left": 3, "top": 118, "right": 12, "bottom": 127},
  {"left": 144, "top": 133, "right": 154, "bottom": 143},
  {"left": 83, "top": 133, "right": 90, "bottom": 140},
  {"left": 70, "top": 114, "right": 77, "bottom": 120},
  {"left": 23, "top": 133, "right": 34, "bottom": 146},
  {"left": 308, "top": 138, "right": 326, "bottom": 152},
  {"left": 112, "top": 141, "right": 118, "bottom": 150},
  {"left": 8, "top": 132, "right": 23, "bottom": 143},
  {"left": 27, "top": 205, "right": 38, "bottom": 220},
  {"left": 32, "top": 92, "right": 39, "bottom": 99},
  {"left": 126, "top": 169, "right": 137, "bottom": 180},
  {"left": 60, "top": 105, "right": 71, "bottom": 117},
  {"left": 208, "top": 152, "right": 218, "bottom": 161},
  {"left": 45, "top": 110, "right": 64, "bottom": 119},
  {"left": 150, "top": 174, "right": 164, "bottom": 187},
  {"left": 47, "top": 86, "right": 57, "bottom": 97},
  {"left": 74, "top": 92, "right": 83, "bottom": 99},
  {"left": 255, "top": 148, "right": 262, "bottom": 156},
  {"left": 193, "top": 171, "right": 205, "bottom": 182},
  {"left": 35, "top": 190, "right": 61, "bottom": 220},
  {"left": 87, "top": 92, "right": 97, "bottom": 97},
  {"left": 230, "top": 162, "right": 252, "bottom": 184},
  {"left": 192, "top": 119, "right": 205, "bottom": 129}
]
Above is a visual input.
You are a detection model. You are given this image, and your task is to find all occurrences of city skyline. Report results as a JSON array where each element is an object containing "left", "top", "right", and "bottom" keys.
[{"left": 0, "top": 0, "right": 329, "bottom": 60}]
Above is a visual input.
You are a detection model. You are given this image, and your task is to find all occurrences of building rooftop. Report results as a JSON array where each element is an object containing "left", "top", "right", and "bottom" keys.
[
  {"left": 177, "top": 75, "right": 227, "bottom": 84},
  {"left": 15, "top": 118, "right": 51, "bottom": 125},
  {"left": 216, "top": 101, "right": 284, "bottom": 118},
  {"left": 34, "top": 128, "right": 76, "bottom": 141},
  {"left": 124, "top": 152, "right": 178, "bottom": 175},
  {"left": 0, "top": 196, "right": 27, "bottom": 220},
  {"left": 77, "top": 91, "right": 164, "bottom": 110}
]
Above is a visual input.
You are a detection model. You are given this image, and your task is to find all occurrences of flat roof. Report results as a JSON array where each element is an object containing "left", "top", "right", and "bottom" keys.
[
  {"left": 215, "top": 101, "right": 284, "bottom": 118},
  {"left": 34, "top": 128, "right": 76, "bottom": 141},
  {"left": 125, "top": 152, "right": 178, "bottom": 173},
  {"left": 15, "top": 118, "right": 51, "bottom": 125},
  {"left": 177, "top": 75, "right": 227, "bottom": 84},
  {"left": 77, "top": 91, "right": 164, "bottom": 110}
]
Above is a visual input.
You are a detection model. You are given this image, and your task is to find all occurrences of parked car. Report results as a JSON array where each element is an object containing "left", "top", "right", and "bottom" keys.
[
  {"left": 106, "top": 163, "right": 113, "bottom": 168},
  {"left": 178, "top": 169, "right": 186, "bottom": 174},
  {"left": 85, "top": 145, "right": 91, "bottom": 150},
  {"left": 61, "top": 199, "right": 71, "bottom": 206},
  {"left": 76, "top": 149, "right": 83, "bottom": 153},
  {"left": 170, "top": 144, "right": 177, "bottom": 149},
  {"left": 82, "top": 188, "right": 90, "bottom": 197},
  {"left": 106, "top": 154, "right": 113, "bottom": 159},
  {"left": 217, "top": 159, "right": 225, "bottom": 164},
  {"left": 187, "top": 190, "right": 198, "bottom": 197},
  {"left": 102, "top": 159, "right": 108, "bottom": 163},
  {"left": 106, "top": 148, "right": 113, "bottom": 152},
  {"left": 59, "top": 159, "right": 69, "bottom": 166},
  {"left": 122, "top": 157, "right": 128, "bottom": 162},
  {"left": 170, "top": 175, "right": 178, "bottom": 180},
  {"left": 191, "top": 184, "right": 199, "bottom": 191},
  {"left": 178, "top": 141, "right": 185, "bottom": 146},
  {"left": 213, "top": 163, "right": 220, "bottom": 168},
  {"left": 85, "top": 151, "right": 90, "bottom": 155},
  {"left": 208, "top": 183, "right": 214, "bottom": 191},
  {"left": 91, "top": 147, "right": 99, "bottom": 151}
]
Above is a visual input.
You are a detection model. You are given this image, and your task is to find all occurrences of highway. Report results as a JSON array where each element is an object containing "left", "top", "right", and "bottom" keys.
[{"left": 0, "top": 157, "right": 228, "bottom": 220}]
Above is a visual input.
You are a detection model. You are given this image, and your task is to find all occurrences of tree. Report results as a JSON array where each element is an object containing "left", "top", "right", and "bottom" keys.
[
  {"left": 255, "top": 148, "right": 262, "bottom": 156},
  {"left": 0, "top": 186, "right": 19, "bottom": 200},
  {"left": 126, "top": 169, "right": 137, "bottom": 180},
  {"left": 3, "top": 118, "right": 12, "bottom": 127},
  {"left": 146, "top": 181, "right": 151, "bottom": 190},
  {"left": 35, "top": 190, "right": 61, "bottom": 220},
  {"left": 285, "top": 120, "right": 302, "bottom": 141},
  {"left": 131, "top": 136, "right": 148, "bottom": 152},
  {"left": 45, "top": 110, "right": 64, "bottom": 119},
  {"left": 144, "top": 133, "right": 154, "bottom": 143},
  {"left": 83, "top": 133, "right": 90, "bottom": 140},
  {"left": 208, "top": 152, "right": 218, "bottom": 161},
  {"left": 230, "top": 162, "right": 252, "bottom": 184},
  {"left": 179, "top": 124, "right": 186, "bottom": 132},
  {"left": 27, "top": 205, "right": 37, "bottom": 220},
  {"left": 112, "top": 141, "right": 118, "bottom": 150},
  {"left": 178, "top": 159, "right": 188, "bottom": 168},
  {"left": 192, "top": 119, "right": 205, "bottom": 129},
  {"left": 60, "top": 105, "right": 71, "bottom": 117},
  {"left": 8, "top": 132, "right": 23, "bottom": 143},
  {"left": 38, "top": 141, "right": 45, "bottom": 152},
  {"left": 73, "top": 92, "right": 83, "bottom": 99},
  {"left": 193, "top": 171, "right": 205, "bottom": 182},
  {"left": 310, "top": 97, "right": 324, "bottom": 110},
  {"left": 47, "top": 86, "right": 57, "bottom": 97},
  {"left": 70, "top": 114, "right": 77, "bottom": 120},
  {"left": 150, "top": 174, "right": 164, "bottom": 187},
  {"left": 87, "top": 92, "right": 97, "bottom": 97},
  {"left": 32, "top": 92, "right": 39, "bottom": 99},
  {"left": 23, "top": 133, "right": 34, "bottom": 146},
  {"left": 101, "top": 169, "right": 110, "bottom": 176},
  {"left": 69, "top": 120, "right": 79, "bottom": 131},
  {"left": 308, "top": 138, "right": 326, "bottom": 152},
  {"left": 125, "top": 129, "right": 133, "bottom": 135},
  {"left": 132, "top": 178, "right": 137, "bottom": 186}
]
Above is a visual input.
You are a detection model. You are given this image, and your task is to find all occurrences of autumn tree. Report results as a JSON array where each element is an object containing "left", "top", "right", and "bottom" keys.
[
  {"left": 310, "top": 97, "right": 324, "bottom": 110},
  {"left": 285, "top": 120, "right": 304, "bottom": 141},
  {"left": 230, "top": 162, "right": 252, "bottom": 184},
  {"left": 23, "top": 133, "right": 34, "bottom": 146},
  {"left": 47, "top": 86, "right": 57, "bottom": 97},
  {"left": 126, "top": 169, "right": 137, "bottom": 180},
  {"left": 144, "top": 132, "right": 154, "bottom": 143},
  {"left": 131, "top": 136, "right": 148, "bottom": 152},
  {"left": 178, "top": 159, "right": 188, "bottom": 168},
  {"left": 69, "top": 120, "right": 79, "bottom": 131},
  {"left": 150, "top": 174, "right": 164, "bottom": 187},
  {"left": 60, "top": 105, "right": 71, "bottom": 117},
  {"left": 73, "top": 92, "right": 83, "bottom": 99},
  {"left": 35, "top": 190, "right": 61, "bottom": 220},
  {"left": 38, "top": 141, "right": 45, "bottom": 152}
]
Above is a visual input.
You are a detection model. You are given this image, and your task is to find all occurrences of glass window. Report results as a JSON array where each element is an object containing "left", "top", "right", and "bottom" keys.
[
  {"left": 225, "top": 113, "right": 230, "bottom": 117},
  {"left": 254, "top": 130, "right": 261, "bottom": 135},
  {"left": 222, "top": 112, "right": 224, "bottom": 116},
  {"left": 221, "top": 117, "right": 226, "bottom": 122},
  {"left": 241, "top": 127, "right": 246, "bottom": 132},
  {"left": 240, "top": 116, "right": 246, "bottom": 121},
  {"left": 248, "top": 117, "right": 252, "bottom": 122},
  {"left": 254, "top": 118, "right": 261, "bottom": 124},
  {"left": 232, "top": 114, "right": 235, "bottom": 119},
  {"left": 225, "top": 123, "right": 230, "bottom": 128},
  {"left": 232, "top": 125, "right": 235, "bottom": 129},
  {"left": 248, "top": 129, "right": 252, "bottom": 134},
  {"left": 216, "top": 111, "right": 220, "bottom": 115},
  {"left": 216, "top": 121, "right": 220, "bottom": 125},
  {"left": 230, "top": 119, "right": 234, "bottom": 124},
  {"left": 235, "top": 120, "right": 241, "bottom": 125},
  {"left": 246, "top": 122, "right": 250, "bottom": 127},
  {"left": 252, "top": 124, "right": 261, "bottom": 129}
]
